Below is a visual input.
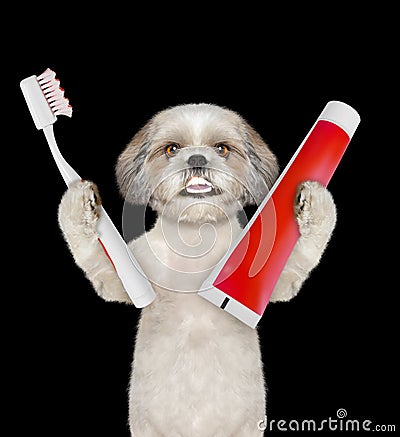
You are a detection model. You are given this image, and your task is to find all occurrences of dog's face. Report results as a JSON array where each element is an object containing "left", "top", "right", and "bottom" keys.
[{"left": 116, "top": 104, "right": 278, "bottom": 223}]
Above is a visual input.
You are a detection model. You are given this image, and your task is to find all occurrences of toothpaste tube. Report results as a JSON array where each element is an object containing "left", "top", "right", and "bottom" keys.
[{"left": 198, "top": 101, "right": 360, "bottom": 328}]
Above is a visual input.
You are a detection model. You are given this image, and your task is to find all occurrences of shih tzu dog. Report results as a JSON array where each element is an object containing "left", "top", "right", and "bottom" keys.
[{"left": 58, "top": 103, "right": 336, "bottom": 436}]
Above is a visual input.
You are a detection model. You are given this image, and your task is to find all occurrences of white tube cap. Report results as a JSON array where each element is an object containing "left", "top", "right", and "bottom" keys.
[{"left": 318, "top": 101, "right": 360, "bottom": 138}]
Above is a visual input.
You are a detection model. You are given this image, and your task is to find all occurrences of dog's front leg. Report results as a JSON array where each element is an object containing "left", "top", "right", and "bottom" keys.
[
  {"left": 270, "top": 181, "right": 337, "bottom": 302},
  {"left": 58, "top": 180, "right": 131, "bottom": 303}
]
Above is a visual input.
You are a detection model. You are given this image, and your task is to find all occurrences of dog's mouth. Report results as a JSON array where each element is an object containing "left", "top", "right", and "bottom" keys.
[{"left": 180, "top": 176, "right": 221, "bottom": 197}]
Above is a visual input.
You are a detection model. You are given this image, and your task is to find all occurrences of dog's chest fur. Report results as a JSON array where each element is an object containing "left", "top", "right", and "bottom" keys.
[
  {"left": 127, "top": 215, "right": 266, "bottom": 434},
  {"left": 130, "top": 216, "right": 241, "bottom": 293}
]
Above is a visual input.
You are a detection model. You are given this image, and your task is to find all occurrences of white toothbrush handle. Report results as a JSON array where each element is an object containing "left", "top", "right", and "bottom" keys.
[
  {"left": 43, "top": 125, "right": 81, "bottom": 185},
  {"left": 96, "top": 206, "right": 156, "bottom": 307},
  {"left": 43, "top": 125, "right": 156, "bottom": 308}
]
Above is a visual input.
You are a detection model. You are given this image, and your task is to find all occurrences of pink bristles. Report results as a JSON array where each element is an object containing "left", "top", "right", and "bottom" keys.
[{"left": 37, "top": 68, "right": 72, "bottom": 117}]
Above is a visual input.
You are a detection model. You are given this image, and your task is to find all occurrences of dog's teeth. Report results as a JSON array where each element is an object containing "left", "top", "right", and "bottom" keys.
[
  {"left": 185, "top": 176, "right": 214, "bottom": 193},
  {"left": 186, "top": 177, "right": 213, "bottom": 187}
]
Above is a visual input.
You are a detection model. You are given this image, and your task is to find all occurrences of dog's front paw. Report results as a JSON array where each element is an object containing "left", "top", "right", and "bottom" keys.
[
  {"left": 58, "top": 180, "right": 102, "bottom": 236},
  {"left": 294, "top": 181, "right": 336, "bottom": 237}
]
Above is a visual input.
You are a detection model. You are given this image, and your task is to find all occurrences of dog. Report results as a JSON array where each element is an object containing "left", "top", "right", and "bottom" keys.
[{"left": 58, "top": 103, "right": 337, "bottom": 436}]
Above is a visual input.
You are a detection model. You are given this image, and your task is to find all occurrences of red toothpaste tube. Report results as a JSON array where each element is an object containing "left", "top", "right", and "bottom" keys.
[{"left": 198, "top": 101, "right": 360, "bottom": 328}]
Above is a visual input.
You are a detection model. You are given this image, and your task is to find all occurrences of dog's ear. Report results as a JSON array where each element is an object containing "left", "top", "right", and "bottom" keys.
[
  {"left": 242, "top": 122, "right": 279, "bottom": 205},
  {"left": 116, "top": 124, "right": 152, "bottom": 204}
]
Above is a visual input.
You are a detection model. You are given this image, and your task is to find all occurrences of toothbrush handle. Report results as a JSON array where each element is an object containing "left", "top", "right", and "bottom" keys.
[
  {"left": 43, "top": 126, "right": 155, "bottom": 308},
  {"left": 43, "top": 126, "right": 81, "bottom": 185},
  {"left": 96, "top": 207, "right": 156, "bottom": 308}
]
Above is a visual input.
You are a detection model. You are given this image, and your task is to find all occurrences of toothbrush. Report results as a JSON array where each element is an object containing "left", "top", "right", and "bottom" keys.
[
  {"left": 20, "top": 68, "right": 156, "bottom": 308},
  {"left": 198, "top": 101, "right": 360, "bottom": 328}
]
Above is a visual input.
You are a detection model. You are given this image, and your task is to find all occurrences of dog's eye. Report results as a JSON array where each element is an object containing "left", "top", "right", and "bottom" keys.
[
  {"left": 215, "top": 143, "right": 230, "bottom": 158},
  {"left": 165, "top": 143, "right": 180, "bottom": 157}
]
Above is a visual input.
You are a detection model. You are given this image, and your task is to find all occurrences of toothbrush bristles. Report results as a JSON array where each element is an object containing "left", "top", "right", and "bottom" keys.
[{"left": 37, "top": 68, "right": 72, "bottom": 118}]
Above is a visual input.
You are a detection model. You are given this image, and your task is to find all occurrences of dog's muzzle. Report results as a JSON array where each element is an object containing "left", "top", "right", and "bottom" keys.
[{"left": 179, "top": 155, "right": 222, "bottom": 197}]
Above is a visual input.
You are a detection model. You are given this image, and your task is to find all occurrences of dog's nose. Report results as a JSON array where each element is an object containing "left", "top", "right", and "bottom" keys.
[{"left": 187, "top": 154, "right": 207, "bottom": 167}]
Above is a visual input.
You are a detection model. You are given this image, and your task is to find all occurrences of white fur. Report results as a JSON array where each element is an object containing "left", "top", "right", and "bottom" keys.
[{"left": 58, "top": 104, "right": 336, "bottom": 436}]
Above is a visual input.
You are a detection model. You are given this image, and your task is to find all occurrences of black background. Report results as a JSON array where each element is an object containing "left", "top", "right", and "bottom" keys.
[{"left": 6, "top": 8, "right": 398, "bottom": 436}]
